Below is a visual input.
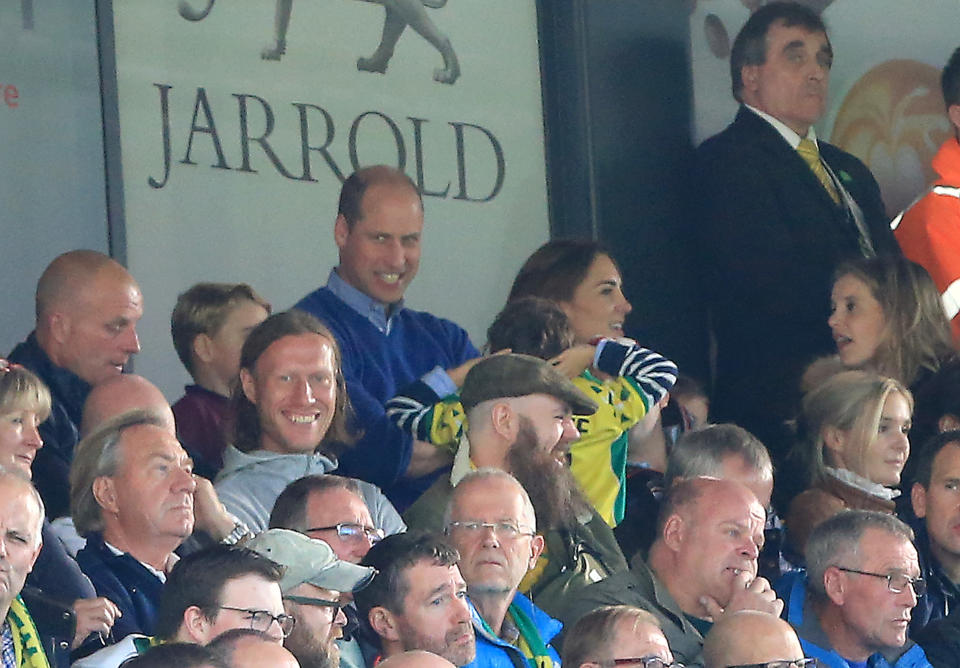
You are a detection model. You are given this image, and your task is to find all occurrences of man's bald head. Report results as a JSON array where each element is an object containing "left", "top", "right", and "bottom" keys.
[
  {"left": 34, "top": 250, "right": 143, "bottom": 385},
  {"left": 37, "top": 251, "right": 124, "bottom": 317},
  {"left": 703, "top": 611, "right": 803, "bottom": 668},
  {"left": 378, "top": 651, "right": 457, "bottom": 668},
  {"left": 648, "top": 477, "right": 768, "bottom": 619},
  {"left": 81, "top": 374, "right": 174, "bottom": 437}
]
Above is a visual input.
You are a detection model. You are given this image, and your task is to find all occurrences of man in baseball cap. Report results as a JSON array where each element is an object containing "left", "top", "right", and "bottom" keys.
[{"left": 248, "top": 529, "right": 376, "bottom": 668}]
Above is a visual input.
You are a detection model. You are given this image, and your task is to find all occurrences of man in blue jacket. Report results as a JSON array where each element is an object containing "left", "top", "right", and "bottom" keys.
[
  {"left": 444, "top": 469, "right": 562, "bottom": 668},
  {"left": 780, "top": 511, "right": 932, "bottom": 668}
]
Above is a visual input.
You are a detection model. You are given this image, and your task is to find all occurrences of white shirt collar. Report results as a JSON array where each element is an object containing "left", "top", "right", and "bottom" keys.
[
  {"left": 744, "top": 103, "right": 817, "bottom": 149},
  {"left": 103, "top": 540, "right": 176, "bottom": 582}
]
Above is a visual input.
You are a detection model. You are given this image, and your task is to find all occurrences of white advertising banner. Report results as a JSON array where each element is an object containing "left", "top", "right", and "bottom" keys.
[
  {"left": 690, "top": 0, "right": 960, "bottom": 218},
  {"left": 110, "top": 0, "right": 550, "bottom": 398}
]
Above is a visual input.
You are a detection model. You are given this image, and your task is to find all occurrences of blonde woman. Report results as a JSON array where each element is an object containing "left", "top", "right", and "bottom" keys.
[
  {"left": 0, "top": 359, "right": 120, "bottom": 656},
  {"left": 828, "top": 255, "right": 954, "bottom": 389},
  {"left": 786, "top": 370, "right": 913, "bottom": 555}
]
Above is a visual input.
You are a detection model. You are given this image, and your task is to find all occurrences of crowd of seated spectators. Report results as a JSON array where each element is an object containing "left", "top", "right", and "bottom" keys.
[{"left": 11, "top": 4, "right": 960, "bottom": 663}]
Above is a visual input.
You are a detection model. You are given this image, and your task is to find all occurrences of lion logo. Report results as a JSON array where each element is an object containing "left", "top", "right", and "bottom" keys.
[{"left": 177, "top": 0, "right": 460, "bottom": 85}]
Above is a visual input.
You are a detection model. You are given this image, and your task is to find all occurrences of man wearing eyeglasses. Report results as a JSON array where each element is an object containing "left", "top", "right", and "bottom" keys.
[
  {"left": 702, "top": 610, "right": 807, "bottom": 668},
  {"left": 247, "top": 529, "right": 377, "bottom": 668},
  {"left": 74, "top": 544, "right": 288, "bottom": 667},
  {"left": 778, "top": 510, "right": 932, "bottom": 668},
  {"left": 562, "top": 604, "right": 678, "bottom": 668},
  {"left": 443, "top": 469, "right": 563, "bottom": 668},
  {"left": 270, "top": 474, "right": 388, "bottom": 668}
]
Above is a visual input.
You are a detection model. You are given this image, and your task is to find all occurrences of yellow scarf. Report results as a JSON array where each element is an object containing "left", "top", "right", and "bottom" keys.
[{"left": 7, "top": 596, "right": 50, "bottom": 668}]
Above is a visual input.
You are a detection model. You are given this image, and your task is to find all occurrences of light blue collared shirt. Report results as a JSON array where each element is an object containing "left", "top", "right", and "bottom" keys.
[{"left": 325, "top": 268, "right": 401, "bottom": 335}]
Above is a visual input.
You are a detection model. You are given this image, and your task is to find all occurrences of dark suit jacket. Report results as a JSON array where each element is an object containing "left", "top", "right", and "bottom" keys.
[{"left": 693, "top": 107, "right": 899, "bottom": 460}]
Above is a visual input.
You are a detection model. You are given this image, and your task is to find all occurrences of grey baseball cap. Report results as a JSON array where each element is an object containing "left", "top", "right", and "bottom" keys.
[
  {"left": 247, "top": 529, "right": 376, "bottom": 594},
  {"left": 460, "top": 353, "right": 598, "bottom": 415}
]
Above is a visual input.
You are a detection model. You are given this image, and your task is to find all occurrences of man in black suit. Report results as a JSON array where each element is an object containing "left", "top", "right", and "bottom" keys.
[{"left": 694, "top": 2, "right": 899, "bottom": 480}]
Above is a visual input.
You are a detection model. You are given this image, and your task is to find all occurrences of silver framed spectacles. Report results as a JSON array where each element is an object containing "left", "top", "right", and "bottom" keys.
[
  {"left": 306, "top": 522, "right": 385, "bottom": 544},
  {"left": 835, "top": 567, "right": 927, "bottom": 596},
  {"left": 445, "top": 521, "right": 535, "bottom": 540}
]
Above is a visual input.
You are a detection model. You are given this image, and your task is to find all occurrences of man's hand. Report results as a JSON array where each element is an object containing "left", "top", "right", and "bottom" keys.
[
  {"left": 699, "top": 570, "right": 783, "bottom": 621},
  {"left": 404, "top": 439, "right": 454, "bottom": 479},
  {"left": 192, "top": 475, "right": 235, "bottom": 540},
  {"left": 71, "top": 597, "right": 121, "bottom": 649},
  {"left": 446, "top": 357, "right": 486, "bottom": 389},
  {"left": 548, "top": 344, "right": 596, "bottom": 379}
]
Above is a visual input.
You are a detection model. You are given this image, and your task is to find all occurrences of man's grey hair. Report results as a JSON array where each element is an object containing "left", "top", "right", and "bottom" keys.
[
  {"left": 664, "top": 423, "right": 773, "bottom": 488},
  {"left": 805, "top": 510, "right": 915, "bottom": 599},
  {"left": 70, "top": 409, "right": 169, "bottom": 536},
  {"left": 0, "top": 467, "right": 44, "bottom": 547},
  {"left": 444, "top": 468, "right": 537, "bottom": 532}
]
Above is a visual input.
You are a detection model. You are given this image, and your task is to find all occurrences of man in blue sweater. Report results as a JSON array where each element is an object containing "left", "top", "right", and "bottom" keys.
[{"left": 296, "top": 165, "right": 479, "bottom": 508}]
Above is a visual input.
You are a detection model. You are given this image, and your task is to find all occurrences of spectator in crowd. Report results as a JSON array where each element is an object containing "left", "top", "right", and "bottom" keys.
[
  {"left": 389, "top": 292, "right": 677, "bottom": 529},
  {"left": 702, "top": 610, "right": 805, "bottom": 668},
  {"left": 562, "top": 605, "right": 675, "bottom": 668},
  {"left": 443, "top": 469, "right": 562, "bottom": 667},
  {"left": 120, "top": 642, "right": 229, "bottom": 668},
  {"left": 77, "top": 373, "right": 253, "bottom": 551},
  {"left": 354, "top": 532, "right": 475, "bottom": 666},
  {"left": 559, "top": 477, "right": 780, "bottom": 668},
  {"left": 8, "top": 250, "right": 143, "bottom": 519},
  {"left": 247, "top": 528, "right": 376, "bottom": 668},
  {"left": 787, "top": 371, "right": 912, "bottom": 556},
  {"left": 70, "top": 410, "right": 197, "bottom": 640},
  {"left": 269, "top": 475, "right": 391, "bottom": 668},
  {"left": 0, "top": 469, "right": 57, "bottom": 667},
  {"left": 214, "top": 310, "right": 403, "bottom": 535},
  {"left": 693, "top": 2, "right": 899, "bottom": 475},
  {"left": 81, "top": 374, "right": 175, "bottom": 437},
  {"left": 504, "top": 241, "right": 679, "bottom": 526},
  {"left": 615, "top": 423, "right": 774, "bottom": 565},
  {"left": 207, "top": 629, "right": 300, "bottom": 668},
  {"left": 907, "top": 430, "right": 960, "bottom": 633},
  {"left": 74, "top": 545, "right": 287, "bottom": 667},
  {"left": 399, "top": 354, "right": 627, "bottom": 617},
  {"left": 778, "top": 511, "right": 931, "bottom": 668},
  {"left": 295, "top": 165, "right": 480, "bottom": 507},
  {"left": 0, "top": 359, "right": 121, "bottom": 657},
  {"left": 893, "top": 44, "right": 960, "bottom": 345},
  {"left": 827, "top": 256, "right": 954, "bottom": 391},
  {"left": 170, "top": 282, "right": 271, "bottom": 475}
]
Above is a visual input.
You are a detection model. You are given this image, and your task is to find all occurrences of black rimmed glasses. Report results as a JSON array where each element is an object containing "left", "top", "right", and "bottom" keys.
[
  {"left": 835, "top": 567, "right": 927, "bottom": 596},
  {"left": 283, "top": 595, "right": 344, "bottom": 617},
  {"left": 600, "top": 656, "right": 685, "bottom": 668},
  {"left": 306, "top": 523, "right": 385, "bottom": 545},
  {"left": 727, "top": 659, "right": 819, "bottom": 668},
  {"left": 445, "top": 521, "right": 535, "bottom": 540},
  {"left": 217, "top": 606, "right": 296, "bottom": 638}
]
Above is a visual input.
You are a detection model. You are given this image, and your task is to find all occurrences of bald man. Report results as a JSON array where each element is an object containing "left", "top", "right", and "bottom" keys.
[
  {"left": 559, "top": 477, "right": 780, "bottom": 668},
  {"left": 378, "top": 650, "right": 457, "bottom": 667},
  {"left": 9, "top": 249, "right": 143, "bottom": 518},
  {"left": 208, "top": 629, "right": 300, "bottom": 668},
  {"left": 81, "top": 374, "right": 175, "bottom": 437},
  {"left": 703, "top": 610, "right": 804, "bottom": 668}
]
